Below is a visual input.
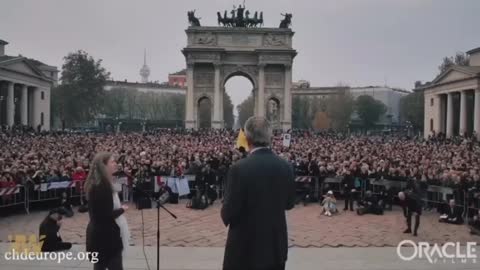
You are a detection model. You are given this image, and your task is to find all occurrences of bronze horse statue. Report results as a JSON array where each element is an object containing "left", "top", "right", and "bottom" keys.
[
  {"left": 217, "top": 10, "right": 236, "bottom": 27},
  {"left": 279, "top": 13, "right": 292, "bottom": 28},
  {"left": 245, "top": 11, "right": 263, "bottom": 27},
  {"left": 188, "top": 10, "right": 201, "bottom": 27},
  {"left": 217, "top": 7, "right": 262, "bottom": 27}
]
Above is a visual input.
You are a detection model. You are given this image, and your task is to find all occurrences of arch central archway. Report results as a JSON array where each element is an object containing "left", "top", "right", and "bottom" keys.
[
  {"left": 224, "top": 73, "right": 255, "bottom": 129},
  {"left": 183, "top": 26, "right": 296, "bottom": 130}
]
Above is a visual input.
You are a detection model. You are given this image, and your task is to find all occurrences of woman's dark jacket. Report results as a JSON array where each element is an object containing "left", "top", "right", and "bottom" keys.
[{"left": 86, "top": 182, "right": 124, "bottom": 263}]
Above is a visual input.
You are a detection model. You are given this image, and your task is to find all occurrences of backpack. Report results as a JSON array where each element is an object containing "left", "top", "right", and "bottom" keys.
[{"left": 187, "top": 191, "right": 208, "bottom": 210}]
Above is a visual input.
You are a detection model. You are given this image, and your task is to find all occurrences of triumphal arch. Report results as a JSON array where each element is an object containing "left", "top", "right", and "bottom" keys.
[{"left": 183, "top": 7, "right": 296, "bottom": 130}]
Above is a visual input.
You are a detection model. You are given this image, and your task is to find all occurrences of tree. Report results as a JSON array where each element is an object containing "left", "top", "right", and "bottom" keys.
[
  {"left": 103, "top": 87, "right": 128, "bottom": 118},
  {"left": 355, "top": 95, "right": 387, "bottom": 128},
  {"left": 136, "top": 92, "right": 150, "bottom": 120},
  {"left": 325, "top": 89, "right": 355, "bottom": 130},
  {"left": 56, "top": 50, "right": 110, "bottom": 126},
  {"left": 125, "top": 90, "right": 137, "bottom": 119},
  {"left": 292, "top": 96, "right": 311, "bottom": 129},
  {"left": 399, "top": 91, "right": 424, "bottom": 130},
  {"left": 237, "top": 94, "right": 255, "bottom": 128},
  {"left": 223, "top": 92, "right": 235, "bottom": 129},
  {"left": 438, "top": 52, "right": 469, "bottom": 74}
]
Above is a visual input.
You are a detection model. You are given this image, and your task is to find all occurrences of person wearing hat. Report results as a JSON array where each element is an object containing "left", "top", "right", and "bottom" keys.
[
  {"left": 321, "top": 190, "right": 337, "bottom": 216},
  {"left": 39, "top": 209, "right": 72, "bottom": 252}
]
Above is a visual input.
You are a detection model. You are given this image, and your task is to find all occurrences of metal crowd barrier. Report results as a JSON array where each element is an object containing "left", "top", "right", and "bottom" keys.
[
  {"left": 26, "top": 180, "right": 86, "bottom": 213},
  {"left": 0, "top": 185, "right": 27, "bottom": 213},
  {"left": 370, "top": 178, "right": 407, "bottom": 196},
  {"left": 322, "top": 177, "right": 343, "bottom": 195}
]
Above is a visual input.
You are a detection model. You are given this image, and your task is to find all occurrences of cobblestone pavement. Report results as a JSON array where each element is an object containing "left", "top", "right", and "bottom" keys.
[{"left": 0, "top": 201, "right": 478, "bottom": 248}]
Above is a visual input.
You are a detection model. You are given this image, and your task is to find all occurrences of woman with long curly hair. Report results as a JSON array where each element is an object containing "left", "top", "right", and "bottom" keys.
[{"left": 85, "top": 152, "right": 129, "bottom": 270}]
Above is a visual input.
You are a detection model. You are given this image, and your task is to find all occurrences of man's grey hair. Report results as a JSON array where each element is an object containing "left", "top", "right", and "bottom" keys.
[{"left": 244, "top": 116, "right": 272, "bottom": 147}]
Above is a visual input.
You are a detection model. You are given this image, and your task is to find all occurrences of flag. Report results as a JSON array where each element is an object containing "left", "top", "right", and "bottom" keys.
[{"left": 236, "top": 128, "right": 249, "bottom": 151}]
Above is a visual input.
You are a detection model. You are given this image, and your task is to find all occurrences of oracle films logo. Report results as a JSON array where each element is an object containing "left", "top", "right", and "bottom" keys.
[{"left": 397, "top": 240, "right": 478, "bottom": 264}]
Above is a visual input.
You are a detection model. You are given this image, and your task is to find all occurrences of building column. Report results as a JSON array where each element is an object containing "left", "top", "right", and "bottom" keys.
[
  {"left": 459, "top": 90, "right": 468, "bottom": 136},
  {"left": 282, "top": 64, "right": 292, "bottom": 131},
  {"left": 212, "top": 63, "right": 222, "bottom": 129},
  {"left": 439, "top": 94, "right": 446, "bottom": 133},
  {"left": 185, "top": 64, "right": 195, "bottom": 129},
  {"left": 6, "top": 81, "right": 14, "bottom": 127},
  {"left": 446, "top": 92, "right": 454, "bottom": 138},
  {"left": 474, "top": 89, "right": 480, "bottom": 138},
  {"left": 21, "top": 85, "right": 28, "bottom": 125},
  {"left": 257, "top": 64, "right": 265, "bottom": 117}
]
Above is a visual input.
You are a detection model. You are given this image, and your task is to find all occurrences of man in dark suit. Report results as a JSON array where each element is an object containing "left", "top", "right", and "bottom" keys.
[
  {"left": 221, "top": 117, "right": 295, "bottom": 270},
  {"left": 399, "top": 191, "right": 422, "bottom": 236},
  {"left": 439, "top": 199, "right": 464, "bottom": 224}
]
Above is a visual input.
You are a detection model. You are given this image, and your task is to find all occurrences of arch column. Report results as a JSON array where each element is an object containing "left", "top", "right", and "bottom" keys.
[
  {"left": 256, "top": 64, "right": 265, "bottom": 117},
  {"left": 185, "top": 64, "right": 195, "bottom": 129},
  {"left": 212, "top": 63, "right": 223, "bottom": 129},
  {"left": 282, "top": 64, "right": 292, "bottom": 131}
]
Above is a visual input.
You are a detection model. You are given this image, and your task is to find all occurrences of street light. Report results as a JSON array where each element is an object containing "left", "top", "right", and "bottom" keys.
[{"left": 0, "top": 96, "right": 4, "bottom": 127}]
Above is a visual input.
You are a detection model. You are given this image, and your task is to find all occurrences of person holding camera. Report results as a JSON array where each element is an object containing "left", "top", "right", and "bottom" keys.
[
  {"left": 439, "top": 199, "right": 464, "bottom": 224},
  {"left": 357, "top": 191, "right": 384, "bottom": 215},
  {"left": 39, "top": 209, "right": 72, "bottom": 252}
]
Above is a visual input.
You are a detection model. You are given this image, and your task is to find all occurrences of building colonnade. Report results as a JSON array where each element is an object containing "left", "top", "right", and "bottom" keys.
[
  {"left": 432, "top": 88, "right": 480, "bottom": 138},
  {"left": 0, "top": 79, "right": 47, "bottom": 130}
]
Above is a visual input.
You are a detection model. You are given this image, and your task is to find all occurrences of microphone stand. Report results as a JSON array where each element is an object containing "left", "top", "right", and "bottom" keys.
[
  {"left": 135, "top": 185, "right": 177, "bottom": 270},
  {"left": 156, "top": 199, "right": 177, "bottom": 270}
]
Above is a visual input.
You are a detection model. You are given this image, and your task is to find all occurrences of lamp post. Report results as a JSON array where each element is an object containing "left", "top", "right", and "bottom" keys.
[
  {"left": 0, "top": 95, "right": 4, "bottom": 128},
  {"left": 116, "top": 117, "right": 123, "bottom": 134},
  {"left": 142, "top": 118, "right": 147, "bottom": 133},
  {"left": 405, "top": 120, "right": 412, "bottom": 137}
]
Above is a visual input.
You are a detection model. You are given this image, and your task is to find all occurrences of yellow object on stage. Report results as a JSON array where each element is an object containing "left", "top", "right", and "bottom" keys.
[{"left": 236, "top": 129, "right": 249, "bottom": 151}]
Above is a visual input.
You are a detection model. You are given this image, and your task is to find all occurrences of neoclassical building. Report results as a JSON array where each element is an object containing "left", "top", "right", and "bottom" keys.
[
  {"left": 420, "top": 47, "right": 480, "bottom": 138},
  {"left": 0, "top": 39, "right": 58, "bottom": 130}
]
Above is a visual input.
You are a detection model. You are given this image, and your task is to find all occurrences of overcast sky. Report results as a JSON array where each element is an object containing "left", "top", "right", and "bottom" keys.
[{"left": 1, "top": 0, "right": 479, "bottom": 109}]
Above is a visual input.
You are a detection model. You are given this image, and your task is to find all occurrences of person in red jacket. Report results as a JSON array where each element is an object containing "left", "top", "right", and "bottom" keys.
[{"left": 72, "top": 167, "right": 87, "bottom": 182}]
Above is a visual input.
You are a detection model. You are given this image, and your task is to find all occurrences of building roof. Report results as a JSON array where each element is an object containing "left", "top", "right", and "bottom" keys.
[
  {"left": 466, "top": 47, "right": 480, "bottom": 55},
  {"left": 415, "top": 65, "right": 480, "bottom": 91},
  {"left": 431, "top": 65, "right": 480, "bottom": 84},
  {"left": 106, "top": 80, "right": 187, "bottom": 90},
  {"left": 0, "top": 55, "right": 17, "bottom": 62},
  {"left": 454, "top": 65, "right": 480, "bottom": 73},
  {"left": 0, "top": 55, "right": 56, "bottom": 70},
  {"left": 0, "top": 55, "right": 56, "bottom": 82},
  {"left": 170, "top": 69, "right": 186, "bottom": 76},
  {"left": 0, "top": 39, "right": 8, "bottom": 45}
]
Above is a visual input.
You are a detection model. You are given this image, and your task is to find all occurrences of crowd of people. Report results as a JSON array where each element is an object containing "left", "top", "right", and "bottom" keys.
[
  {"left": 1, "top": 128, "right": 479, "bottom": 192},
  {"left": 0, "top": 128, "right": 479, "bottom": 225}
]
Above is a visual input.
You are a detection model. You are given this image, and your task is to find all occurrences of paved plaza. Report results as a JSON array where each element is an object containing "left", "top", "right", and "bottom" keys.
[
  {"left": 0, "top": 245, "right": 479, "bottom": 270},
  {"left": 1, "top": 201, "right": 480, "bottom": 269},
  {"left": 0, "top": 200, "right": 478, "bottom": 248}
]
